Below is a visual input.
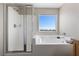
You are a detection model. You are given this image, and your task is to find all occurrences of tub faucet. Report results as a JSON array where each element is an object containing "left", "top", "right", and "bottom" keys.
[{"left": 57, "top": 36, "right": 60, "bottom": 39}]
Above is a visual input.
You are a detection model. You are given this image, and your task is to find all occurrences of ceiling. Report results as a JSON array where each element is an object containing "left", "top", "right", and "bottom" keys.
[
  {"left": 7, "top": 3, "right": 64, "bottom": 8},
  {"left": 33, "top": 3, "right": 64, "bottom": 8}
]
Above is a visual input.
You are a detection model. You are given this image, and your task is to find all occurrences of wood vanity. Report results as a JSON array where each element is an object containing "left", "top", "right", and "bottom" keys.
[{"left": 73, "top": 40, "right": 79, "bottom": 56}]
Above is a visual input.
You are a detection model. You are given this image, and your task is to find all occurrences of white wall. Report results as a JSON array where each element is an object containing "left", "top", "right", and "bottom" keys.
[
  {"left": 60, "top": 3, "right": 79, "bottom": 39},
  {"left": 8, "top": 7, "right": 24, "bottom": 51},
  {"left": 0, "top": 4, "right": 3, "bottom": 56}
]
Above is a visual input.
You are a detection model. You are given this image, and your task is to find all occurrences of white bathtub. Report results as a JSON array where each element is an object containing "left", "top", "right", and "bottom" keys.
[
  {"left": 33, "top": 35, "right": 73, "bottom": 56},
  {"left": 34, "top": 35, "right": 72, "bottom": 45}
]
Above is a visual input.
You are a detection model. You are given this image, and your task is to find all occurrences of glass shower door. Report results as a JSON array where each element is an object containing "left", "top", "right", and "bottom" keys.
[
  {"left": 8, "top": 6, "right": 24, "bottom": 52},
  {"left": 7, "top": 4, "right": 33, "bottom": 52}
]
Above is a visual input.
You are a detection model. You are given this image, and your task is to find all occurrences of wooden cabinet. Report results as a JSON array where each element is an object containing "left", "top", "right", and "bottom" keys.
[
  {"left": 73, "top": 40, "right": 79, "bottom": 56},
  {"left": 75, "top": 41, "right": 79, "bottom": 56}
]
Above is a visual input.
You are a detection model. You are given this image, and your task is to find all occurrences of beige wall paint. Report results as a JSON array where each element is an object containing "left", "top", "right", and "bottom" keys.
[
  {"left": 60, "top": 3, "right": 79, "bottom": 39},
  {"left": 32, "top": 8, "right": 59, "bottom": 35},
  {"left": 0, "top": 4, "right": 3, "bottom": 56}
]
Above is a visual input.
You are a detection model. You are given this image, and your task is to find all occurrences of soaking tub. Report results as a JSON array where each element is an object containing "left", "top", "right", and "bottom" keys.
[
  {"left": 34, "top": 35, "right": 73, "bottom": 45},
  {"left": 32, "top": 35, "right": 73, "bottom": 56}
]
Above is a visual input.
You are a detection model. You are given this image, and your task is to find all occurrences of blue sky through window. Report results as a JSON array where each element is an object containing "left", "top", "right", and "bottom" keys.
[{"left": 39, "top": 15, "right": 56, "bottom": 31}]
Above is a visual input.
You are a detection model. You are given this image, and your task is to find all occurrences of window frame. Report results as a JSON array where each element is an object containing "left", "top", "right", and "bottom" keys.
[{"left": 38, "top": 14, "right": 58, "bottom": 33}]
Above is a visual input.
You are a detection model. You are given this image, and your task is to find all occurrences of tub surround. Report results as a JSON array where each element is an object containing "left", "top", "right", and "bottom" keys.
[
  {"left": 32, "top": 35, "right": 73, "bottom": 56},
  {"left": 33, "top": 35, "right": 73, "bottom": 45}
]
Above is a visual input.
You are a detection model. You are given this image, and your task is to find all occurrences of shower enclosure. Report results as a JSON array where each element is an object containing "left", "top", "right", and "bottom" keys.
[{"left": 3, "top": 4, "right": 33, "bottom": 55}]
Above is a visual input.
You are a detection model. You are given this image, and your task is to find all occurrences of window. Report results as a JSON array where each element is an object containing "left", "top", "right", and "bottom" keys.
[{"left": 39, "top": 15, "right": 57, "bottom": 31}]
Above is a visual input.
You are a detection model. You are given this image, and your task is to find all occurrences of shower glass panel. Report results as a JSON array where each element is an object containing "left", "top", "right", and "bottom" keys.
[
  {"left": 7, "top": 5, "right": 33, "bottom": 52},
  {"left": 24, "top": 6, "right": 33, "bottom": 52},
  {"left": 8, "top": 6, "right": 24, "bottom": 52}
]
